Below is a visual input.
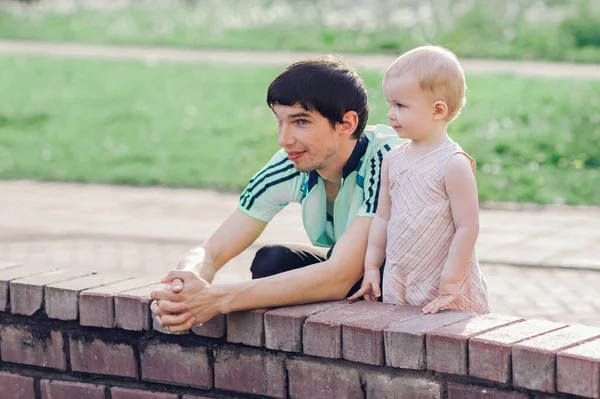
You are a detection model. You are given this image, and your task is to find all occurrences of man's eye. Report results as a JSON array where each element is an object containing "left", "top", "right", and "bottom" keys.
[{"left": 296, "top": 119, "right": 309, "bottom": 126}]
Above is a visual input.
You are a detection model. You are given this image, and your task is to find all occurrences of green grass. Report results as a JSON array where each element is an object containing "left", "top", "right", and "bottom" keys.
[
  {"left": 1, "top": 0, "right": 600, "bottom": 63},
  {"left": 0, "top": 55, "right": 599, "bottom": 205}
]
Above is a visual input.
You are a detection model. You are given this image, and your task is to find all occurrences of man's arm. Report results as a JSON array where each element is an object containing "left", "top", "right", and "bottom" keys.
[
  {"left": 152, "top": 216, "right": 372, "bottom": 332},
  {"left": 178, "top": 209, "right": 267, "bottom": 283}
]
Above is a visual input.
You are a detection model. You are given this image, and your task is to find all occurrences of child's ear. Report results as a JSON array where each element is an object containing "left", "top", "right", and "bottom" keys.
[
  {"left": 338, "top": 111, "right": 359, "bottom": 138},
  {"left": 432, "top": 100, "right": 448, "bottom": 120}
]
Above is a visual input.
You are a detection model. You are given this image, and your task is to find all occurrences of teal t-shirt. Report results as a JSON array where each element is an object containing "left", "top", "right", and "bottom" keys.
[{"left": 238, "top": 124, "right": 403, "bottom": 247}]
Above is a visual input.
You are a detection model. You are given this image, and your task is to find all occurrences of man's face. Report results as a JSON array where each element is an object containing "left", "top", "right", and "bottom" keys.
[{"left": 272, "top": 103, "right": 339, "bottom": 173}]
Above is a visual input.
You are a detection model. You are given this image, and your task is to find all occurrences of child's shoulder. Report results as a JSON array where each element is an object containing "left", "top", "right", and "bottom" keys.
[{"left": 384, "top": 141, "right": 409, "bottom": 161}]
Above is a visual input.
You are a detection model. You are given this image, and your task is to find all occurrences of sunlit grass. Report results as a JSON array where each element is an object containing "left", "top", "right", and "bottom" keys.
[{"left": 0, "top": 55, "right": 599, "bottom": 204}]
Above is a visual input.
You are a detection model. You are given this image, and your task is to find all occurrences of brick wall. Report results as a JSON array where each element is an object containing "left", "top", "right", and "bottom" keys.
[{"left": 1, "top": 262, "right": 599, "bottom": 398}]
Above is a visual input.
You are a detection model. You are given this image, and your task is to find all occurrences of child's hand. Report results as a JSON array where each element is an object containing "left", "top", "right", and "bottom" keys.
[
  {"left": 422, "top": 281, "right": 461, "bottom": 314},
  {"left": 347, "top": 269, "right": 381, "bottom": 302}
]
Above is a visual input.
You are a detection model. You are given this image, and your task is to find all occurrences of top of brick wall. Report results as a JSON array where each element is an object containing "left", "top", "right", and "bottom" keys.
[{"left": 2, "top": 262, "right": 600, "bottom": 398}]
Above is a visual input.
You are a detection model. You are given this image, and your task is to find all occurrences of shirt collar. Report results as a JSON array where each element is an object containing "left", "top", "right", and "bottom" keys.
[{"left": 307, "top": 135, "right": 368, "bottom": 188}]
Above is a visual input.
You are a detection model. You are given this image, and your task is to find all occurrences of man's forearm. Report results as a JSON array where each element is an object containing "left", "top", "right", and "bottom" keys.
[
  {"left": 175, "top": 210, "right": 267, "bottom": 282},
  {"left": 215, "top": 259, "right": 360, "bottom": 313}
]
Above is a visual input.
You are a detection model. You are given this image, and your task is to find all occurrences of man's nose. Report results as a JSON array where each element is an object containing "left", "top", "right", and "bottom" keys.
[{"left": 278, "top": 125, "right": 295, "bottom": 147}]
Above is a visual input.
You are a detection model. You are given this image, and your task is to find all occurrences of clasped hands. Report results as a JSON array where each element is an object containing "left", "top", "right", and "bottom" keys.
[{"left": 150, "top": 270, "right": 218, "bottom": 333}]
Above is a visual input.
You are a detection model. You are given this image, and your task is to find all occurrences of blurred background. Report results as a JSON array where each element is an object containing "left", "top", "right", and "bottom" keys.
[
  {"left": 0, "top": 0, "right": 599, "bottom": 325},
  {"left": 1, "top": 0, "right": 599, "bottom": 204}
]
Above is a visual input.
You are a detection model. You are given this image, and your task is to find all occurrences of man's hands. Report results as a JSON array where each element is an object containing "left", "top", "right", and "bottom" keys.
[
  {"left": 151, "top": 270, "right": 222, "bottom": 333},
  {"left": 347, "top": 268, "right": 381, "bottom": 302}
]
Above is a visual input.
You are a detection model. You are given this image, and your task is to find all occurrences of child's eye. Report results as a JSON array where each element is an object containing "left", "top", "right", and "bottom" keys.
[{"left": 396, "top": 103, "right": 405, "bottom": 108}]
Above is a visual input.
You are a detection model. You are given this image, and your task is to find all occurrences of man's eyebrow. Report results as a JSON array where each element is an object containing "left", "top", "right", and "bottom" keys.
[{"left": 288, "top": 112, "right": 313, "bottom": 119}]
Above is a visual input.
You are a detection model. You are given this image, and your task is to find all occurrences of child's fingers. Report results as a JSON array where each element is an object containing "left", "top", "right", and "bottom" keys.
[
  {"left": 347, "top": 285, "right": 368, "bottom": 301},
  {"left": 373, "top": 285, "right": 381, "bottom": 298},
  {"left": 423, "top": 298, "right": 443, "bottom": 314}
]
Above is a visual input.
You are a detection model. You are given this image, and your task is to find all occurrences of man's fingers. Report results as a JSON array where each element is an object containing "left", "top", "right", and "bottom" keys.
[
  {"left": 161, "top": 270, "right": 194, "bottom": 284},
  {"left": 151, "top": 289, "right": 180, "bottom": 302},
  {"left": 150, "top": 301, "right": 166, "bottom": 317},
  {"left": 168, "top": 317, "right": 196, "bottom": 333},
  {"left": 159, "top": 312, "right": 193, "bottom": 327},
  {"left": 169, "top": 278, "right": 184, "bottom": 293},
  {"left": 158, "top": 300, "right": 187, "bottom": 313}
]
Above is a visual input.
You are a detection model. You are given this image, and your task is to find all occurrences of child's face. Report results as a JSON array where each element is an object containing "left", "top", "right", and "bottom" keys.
[{"left": 382, "top": 74, "right": 435, "bottom": 140}]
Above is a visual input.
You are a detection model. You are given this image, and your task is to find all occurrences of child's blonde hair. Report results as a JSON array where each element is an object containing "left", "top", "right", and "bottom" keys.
[{"left": 385, "top": 45, "right": 466, "bottom": 122}]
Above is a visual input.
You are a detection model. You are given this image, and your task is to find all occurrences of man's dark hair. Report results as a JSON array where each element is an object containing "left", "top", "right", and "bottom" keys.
[{"left": 266, "top": 56, "right": 369, "bottom": 140}]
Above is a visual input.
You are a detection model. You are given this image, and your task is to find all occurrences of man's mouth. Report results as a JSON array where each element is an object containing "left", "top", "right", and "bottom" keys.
[{"left": 287, "top": 151, "right": 306, "bottom": 161}]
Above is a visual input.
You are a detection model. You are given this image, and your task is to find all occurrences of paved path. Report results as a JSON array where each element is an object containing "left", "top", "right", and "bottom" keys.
[
  {"left": 1, "top": 39, "right": 600, "bottom": 79},
  {"left": 1, "top": 180, "right": 599, "bottom": 326}
]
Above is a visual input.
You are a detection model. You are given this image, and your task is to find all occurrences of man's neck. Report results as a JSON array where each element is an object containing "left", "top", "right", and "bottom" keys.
[{"left": 316, "top": 139, "right": 358, "bottom": 185}]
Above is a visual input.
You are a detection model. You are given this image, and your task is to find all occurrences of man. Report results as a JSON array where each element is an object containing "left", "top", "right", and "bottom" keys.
[{"left": 151, "top": 56, "right": 402, "bottom": 332}]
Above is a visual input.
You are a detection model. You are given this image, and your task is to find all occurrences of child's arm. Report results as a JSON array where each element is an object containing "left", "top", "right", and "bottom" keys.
[
  {"left": 348, "top": 155, "right": 391, "bottom": 301},
  {"left": 422, "top": 153, "right": 480, "bottom": 314}
]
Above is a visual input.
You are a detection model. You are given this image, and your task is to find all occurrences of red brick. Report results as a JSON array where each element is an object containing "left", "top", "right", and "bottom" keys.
[
  {"left": 70, "top": 335, "right": 138, "bottom": 378},
  {"left": 447, "top": 383, "right": 529, "bottom": 399},
  {"left": 110, "top": 387, "right": 178, "bottom": 399},
  {"left": 192, "top": 314, "right": 226, "bottom": 338},
  {"left": 0, "top": 324, "right": 66, "bottom": 370},
  {"left": 303, "top": 300, "right": 387, "bottom": 359},
  {"left": 384, "top": 310, "right": 474, "bottom": 370},
  {"left": 363, "top": 371, "right": 442, "bottom": 398},
  {"left": 140, "top": 341, "right": 212, "bottom": 388},
  {"left": 115, "top": 283, "right": 163, "bottom": 331},
  {"left": 214, "top": 346, "right": 286, "bottom": 398},
  {"left": 80, "top": 275, "right": 162, "bottom": 328},
  {"left": 0, "top": 372, "right": 35, "bottom": 399},
  {"left": 40, "top": 379, "right": 106, "bottom": 399},
  {"left": 287, "top": 358, "right": 362, "bottom": 399},
  {"left": 512, "top": 325, "right": 600, "bottom": 393},
  {"left": 45, "top": 272, "right": 134, "bottom": 320},
  {"left": 469, "top": 319, "right": 567, "bottom": 383},
  {"left": 10, "top": 268, "right": 95, "bottom": 316},
  {"left": 343, "top": 303, "right": 424, "bottom": 365},
  {"left": 0, "top": 265, "right": 57, "bottom": 311},
  {"left": 226, "top": 308, "right": 271, "bottom": 346},
  {"left": 426, "top": 314, "right": 522, "bottom": 375},
  {"left": 557, "top": 337, "right": 600, "bottom": 398},
  {"left": 264, "top": 301, "right": 349, "bottom": 352}
]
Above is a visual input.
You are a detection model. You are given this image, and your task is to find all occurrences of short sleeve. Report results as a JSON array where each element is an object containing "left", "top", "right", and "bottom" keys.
[
  {"left": 356, "top": 147, "right": 387, "bottom": 218},
  {"left": 238, "top": 150, "right": 303, "bottom": 222}
]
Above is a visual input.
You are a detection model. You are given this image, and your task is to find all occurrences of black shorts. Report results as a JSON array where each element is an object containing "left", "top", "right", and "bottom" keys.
[{"left": 250, "top": 243, "right": 385, "bottom": 300}]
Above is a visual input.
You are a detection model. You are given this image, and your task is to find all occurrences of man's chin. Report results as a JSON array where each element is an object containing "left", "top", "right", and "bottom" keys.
[{"left": 293, "top": 165, "right": 313, "bottom": 173}]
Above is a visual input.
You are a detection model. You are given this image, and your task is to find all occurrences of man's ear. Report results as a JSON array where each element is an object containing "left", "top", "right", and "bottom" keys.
[
  {"left": 432, "top": 100, "right": 449, "bottom": 120},
  {"left": 338, "top": 111, "right": 359, "bottom": 137}
]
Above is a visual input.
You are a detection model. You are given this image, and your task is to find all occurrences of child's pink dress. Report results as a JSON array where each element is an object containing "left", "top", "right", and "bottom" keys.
[{"left": 383, "top": 139, "right": 490, "bottom": 314}]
